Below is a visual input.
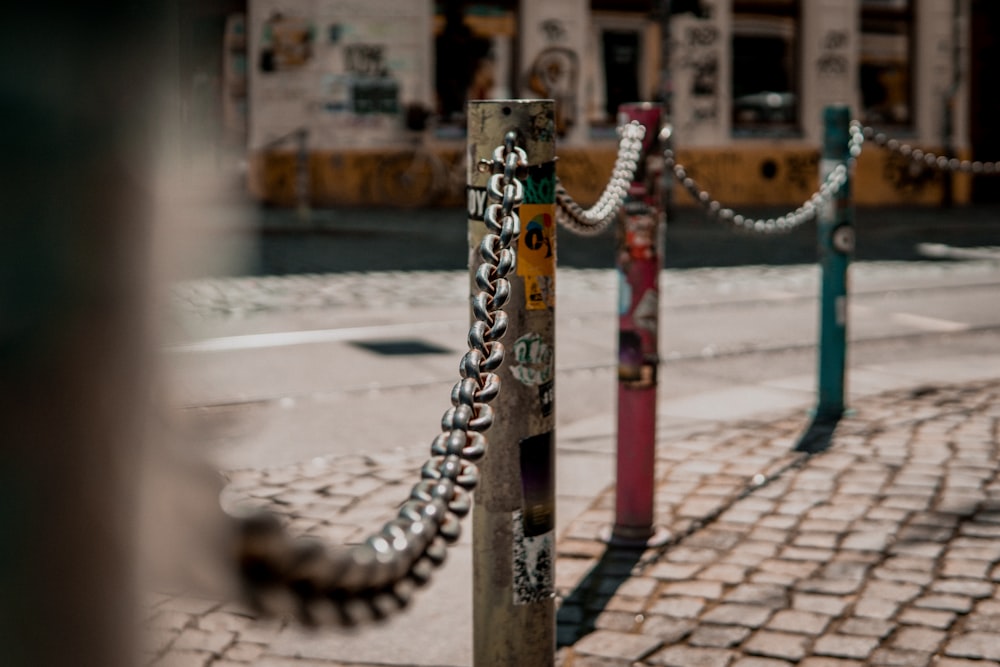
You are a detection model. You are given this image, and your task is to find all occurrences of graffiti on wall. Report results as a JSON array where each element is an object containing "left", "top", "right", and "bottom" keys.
[
  {"left": 525, "top": 18, "right": 579, "bottom": 138},
  {"left": 673, "top": 16, "right": 723, "bottom": 135},
  {"left": 250, "top": 0, "right": 428, "bottom": 150},
  {"left": 258, "top": 12, "right": 315, "bottom": 72},
  {"left": 816, "top": 30, "right": 849, "bottom": 78}
]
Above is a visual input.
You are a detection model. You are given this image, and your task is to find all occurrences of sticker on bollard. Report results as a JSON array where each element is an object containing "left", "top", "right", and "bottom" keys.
[
  {"left": 510, "top": 332, "right": 554, "bottom": 387},
  {"left": 832, "top": 225, "right": 855, "bottom": 254},
  {"left": 518, "top": 161, "right": 557, "bottom": 311},
  {"left": 513, "top": 431, "right": 554, "bottom": 605}
]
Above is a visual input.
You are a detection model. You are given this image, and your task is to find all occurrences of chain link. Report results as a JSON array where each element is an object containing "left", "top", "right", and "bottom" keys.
[
  {"left": 555, "top": 121, "right": 646, "bottom": 236},
  {"left": 859, "top": 124, "right": 1000, "bottom": 174},
  {"left": 663, "top": 127, "right": 863, "bottom": 235},
  {"left": 234, "top": 132, "right": 526, "bottom": 627}
]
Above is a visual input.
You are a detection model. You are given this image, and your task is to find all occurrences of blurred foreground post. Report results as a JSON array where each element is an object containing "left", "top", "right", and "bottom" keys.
[
  {"left": 609, "top": 103, "right": 669, "bottom": 547},
  {"left": 468, "top": 100, "right": 557, "bottom": 666},
  {"left": 0, "top": 3, "right": 169, "bottom": 665}
]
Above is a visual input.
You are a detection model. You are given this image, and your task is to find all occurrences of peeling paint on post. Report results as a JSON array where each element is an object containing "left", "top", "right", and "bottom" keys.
[{"left": 468, "top": 100, "right": 556, "bottom": 667}]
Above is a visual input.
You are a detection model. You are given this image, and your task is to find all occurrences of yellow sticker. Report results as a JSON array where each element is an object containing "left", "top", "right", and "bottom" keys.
[{"left": 518, "top": 205, "right": 556, "bottom": 278}]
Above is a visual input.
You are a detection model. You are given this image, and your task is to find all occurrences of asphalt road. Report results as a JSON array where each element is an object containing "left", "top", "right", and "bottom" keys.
[
  {"left": 234, "top": 204, "right": 1000, "bottom": 276},
  {"left": 168, "top": 260, "right": 1000, "bottom": 470}
]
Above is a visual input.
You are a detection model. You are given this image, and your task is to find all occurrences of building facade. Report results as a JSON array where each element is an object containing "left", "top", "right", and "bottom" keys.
[{"left": 219, "top": 0, "right": 997, "bottom": 207}]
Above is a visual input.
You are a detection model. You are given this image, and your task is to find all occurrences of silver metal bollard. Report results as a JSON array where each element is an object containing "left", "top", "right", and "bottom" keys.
[{"left": 467, "top": 99, "right": 557, "bottom": 666}]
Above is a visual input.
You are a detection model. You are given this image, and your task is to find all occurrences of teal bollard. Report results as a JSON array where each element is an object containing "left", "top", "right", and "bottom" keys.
[{"left": 797, "top": 105, "right": 853, "bottom": 453}]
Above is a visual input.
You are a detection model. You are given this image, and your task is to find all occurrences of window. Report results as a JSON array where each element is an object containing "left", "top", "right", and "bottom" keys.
[
  {"left": 601, "top": 30, "right": 641, "bottom": 119},
  {"left": 732, "top": 0, "right": 800, "bottom": 136},
  {"left": 860, "top": 0, "right": 913, "bottom": 127}
]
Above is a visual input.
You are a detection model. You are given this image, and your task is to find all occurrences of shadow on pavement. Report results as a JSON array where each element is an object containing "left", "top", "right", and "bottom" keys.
[
  {"left": 556, "top": 545, "right": 646, "bottom": 647},
  {"left": 794, "top": 414, "right": 842, "bottom": 453}
]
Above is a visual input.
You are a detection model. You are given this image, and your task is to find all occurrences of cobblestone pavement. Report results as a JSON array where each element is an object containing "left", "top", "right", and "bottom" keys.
[
  {"left": 169, "top": 261, "right": 999, "bottom": 319},
  {"left": 146, "top": 379, "right": 1000, "bottom": 667}
]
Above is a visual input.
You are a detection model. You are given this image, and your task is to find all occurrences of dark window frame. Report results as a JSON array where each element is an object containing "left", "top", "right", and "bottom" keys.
[
  {"left": 731, "top": 0, "right": 802, "bottom": 138},
  {"left": 860, "top": 0, "right": 915, "bottom": 130}
]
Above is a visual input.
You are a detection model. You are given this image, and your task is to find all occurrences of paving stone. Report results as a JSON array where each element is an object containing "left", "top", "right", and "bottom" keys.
[
  {"left": 779, "top": 547, "right": 834, "bottom": 562},
  {"left": 222, "top": 641, "right": 265, "bottom": 662},
  {"left": 932, "top": 578, "right": 994, "bottom": 598},
  {"left": 666, "top": 546, "right": 722, "bottom": 564},
  {"left": 724, "top": 584, "right": 787, "bottom": 608},
  {"left": 889, "top": 621, "right": 944, "bottom": 650},
  {"left": 945, "top": 632, "right": 1000, "bottom": 661},
  {"left": 699, "top": 564, "right": 749, "bottom": 584},
  {"left": 913, "top": 594, "right": 974, "bottom": 613},
  {"left": 839, "top": 617, "right": 894, "bottom": 638},
  {"left": 853, "top": 597, "right": 899, "bottom": 620},
  {"left": 864, "top": 581, "right": 921, "bottom": 602},
  {"left": 792, "top": 593, "right": 850, "bottom": 616},
  {"left": 616, "top": 577, "right": 659, "bottom": 598},
  {"left": 688, "top": 625, "right": 753, "bottom": 648},
  {"left": 172, "top": 628, "right": 235, "bottom": 654},
  {"left": 812, "top": 634, "right": 880, "bottom": 659},
  {"left": 743, "top": 630, "right": 810, "bottom": 660},
  {"left": 197, "top": 611, "right": 254, "bottom": 633},
  {"left": 871, "top": 567, "right": 934, "bottom": 586},
  {"left": 896, "top": 608, "right": 957, "bottom": 629},
  {"left": 941, "top": 559, "right": 992, "bottom": 578},
  {"left": 638, "top": 616, "right": 697, "bottom": 643},
  {"left": 648, "top": 596, "right": 707, "bottom": 619},
  {"left": 701, "top": 604, "right": 774, "bottom": 628},
  {"left": 572, "top": 629, "right": 662, "bottom": 661},
  {"left": 794, "top": 532, "right": 840, "bottom": 549},
  {"left": 798, "top": 659, "right": 865, "bottom": 667},
  {"left": 647, "top": 645, "right": 737, "bottom": 667},
  {"left": 662, "top": 580, "right": 724, "bottom": 599},
  {"left": 964, "top": 614, "right": 1000, "bottom": 633},
  {"left": 731, "top": 658, "right": 794, "bottom": 667},
  {"left": 758, "top": 559, "right": 821, "bottom": 579},
  {"left": 935, "top": 659, "right": 1000, "bottom": 667},
  {"left": 569, "top": 654, "right": 635, "bottom": 667},
  {"left": 647, "top": 562, "right": 703, "bottom": 581},
  {"left": 868, "top": 649, "right": 935, "bottom": 667},
  {"left": 766, "top": 609, "right": 831, "bottom": 635},
  {"left": 605, "top": 595, "right": 647, "bottom": 613},
  {"left": 794, "top": 578, "right": 863, "bottom": 595},
  {"left": 840, "top": 531, "right": 890, "bottom": 551}
]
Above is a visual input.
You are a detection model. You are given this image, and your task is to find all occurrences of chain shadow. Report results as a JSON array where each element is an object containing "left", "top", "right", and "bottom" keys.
[{"left": 556, "top": 544, "right": 646, "bottom": 647}]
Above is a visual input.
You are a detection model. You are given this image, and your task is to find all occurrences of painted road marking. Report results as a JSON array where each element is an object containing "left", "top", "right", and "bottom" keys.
[
  {"left": 890, "top": 312, "right": 971, "bottom": 333},
  {"left": 167, "top": 321, "right": 461, "bottom": 353}
]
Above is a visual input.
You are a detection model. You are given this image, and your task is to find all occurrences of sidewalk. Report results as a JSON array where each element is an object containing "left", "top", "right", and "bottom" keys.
[{"left": 146, "top": 353, "right": 1000, "bottom": 666}]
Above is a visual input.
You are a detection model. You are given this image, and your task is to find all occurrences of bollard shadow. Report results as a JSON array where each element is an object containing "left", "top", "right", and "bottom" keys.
[
  {"left": 556, "top": 544, "right": 646, "bottom": 647},
  {"left": 794, "top": 413, "right": 842, "bottom": 453}
]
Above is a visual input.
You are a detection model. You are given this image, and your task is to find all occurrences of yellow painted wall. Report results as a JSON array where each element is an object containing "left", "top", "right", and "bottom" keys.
[{"left": 247, "top": 143, "right": 971, "bottom": 208}]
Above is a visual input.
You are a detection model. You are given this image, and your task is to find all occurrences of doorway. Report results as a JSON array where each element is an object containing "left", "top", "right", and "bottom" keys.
[{"left": 969, "top": 0, "right": 1000, "bottom": 202}]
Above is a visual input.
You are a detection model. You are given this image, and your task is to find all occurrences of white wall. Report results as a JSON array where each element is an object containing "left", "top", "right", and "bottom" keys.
[
  {"left": 519, "top": 0, "right": 590, "bottom": 145},
  {"left": 916, "top": 0, "right": 962, "bottom": 147},
  {"left": 670, "top": 3, "right": 731, "bottom": 147},
  {"left": 801, "top": 0, "right": 860, "bottom": 144},
  {"left": 247, "top": 0, "right": 433, "bottom": 150}
]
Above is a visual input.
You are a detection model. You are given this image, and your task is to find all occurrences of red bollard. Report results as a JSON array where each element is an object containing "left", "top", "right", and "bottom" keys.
[{"left": 607, "top": 103, "right": 670, "bottom": 547}]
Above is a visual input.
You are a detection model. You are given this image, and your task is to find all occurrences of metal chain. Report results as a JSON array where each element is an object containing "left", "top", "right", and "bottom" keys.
[
  {"left": 234, "top": 132, "right": 526, "bottom": 627},
  {"left": 663, "top": 127, "right": 863, "bottom": 235},
  {"left": 859, "top": 124, "right": 1000, "bottom": 174},
  {"left": 555, "top": 121, "right": 646, "bottom": 236}
]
